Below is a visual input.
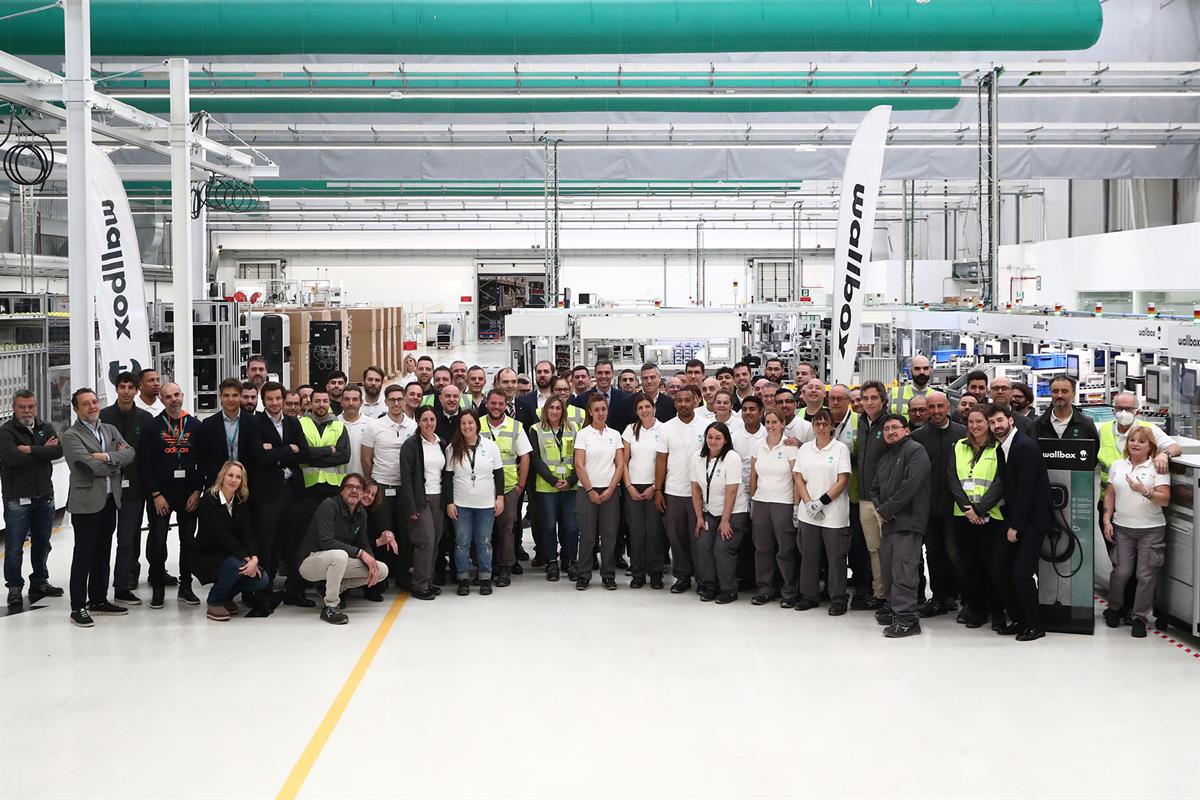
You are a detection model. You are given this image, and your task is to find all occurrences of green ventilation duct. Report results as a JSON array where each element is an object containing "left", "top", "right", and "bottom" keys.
[{"left": 0, "top": 0, "right": 1103, "bottom": 57}]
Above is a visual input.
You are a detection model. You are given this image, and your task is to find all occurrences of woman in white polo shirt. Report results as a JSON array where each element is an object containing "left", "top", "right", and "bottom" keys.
[
  {"left": 749, "top": 409, "right": 799, "bottom": 607},
  {"left": 691, "top": 421, "right": 749, "bottom": 604},
  {"left": 622, "top": 393, "right": 665, "bottom": 589},
  {"left": 573, "top": 394, "right": 627, "bottom": 591},
  {"left": 1101, "top": 426, "right": 1171, "bottom": 638},
  {"left": 792, "top": 408, "right": 852, "bottom": 615},
  {"left": 442, "top": 410, "right": 505, "bottom": 597}
]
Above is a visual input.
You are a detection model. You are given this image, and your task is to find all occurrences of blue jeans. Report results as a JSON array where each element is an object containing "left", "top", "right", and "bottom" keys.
[
  {"left": 454, "top": 506, "right": 494, "bottom": 581},
  {"left": 207, "top": 556, "right": 271, "bottom": 606},
  {"left": 535, "top": 490, "right": 578, "bottom": 567},
  {"left": 4, "top": 495, "right": 54, "bottom": 589}
]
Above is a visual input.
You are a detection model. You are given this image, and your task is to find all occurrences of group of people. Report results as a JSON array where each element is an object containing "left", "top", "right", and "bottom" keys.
[{"left": 0, "top": 350, "right": 1179, "bottom": 639}]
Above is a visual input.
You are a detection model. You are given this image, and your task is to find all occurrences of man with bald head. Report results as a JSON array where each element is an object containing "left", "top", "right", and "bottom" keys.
[
  {"left": 696, "top": 376, "right": 720, "bottom": 420},
  {"left": 800, "top": 378, "right": 828, "bottom": 421},
  {"left": 990, "top": 375, "right": 1035, "bottom": 434},
  {"left": 889, "top": 354, "right": 935, "bottom": 416},
  {"left": 910, "top": 391, "right": 967, "bottom": 618}
]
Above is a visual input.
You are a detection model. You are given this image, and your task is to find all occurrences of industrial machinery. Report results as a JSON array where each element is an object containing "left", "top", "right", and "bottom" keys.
[
  {"left": 247, "top": 311, "right": 291, "bottom": 383},
  {"left": 1157, "top": 454, "right": 1200, "bottom": 636},
  {"left": 309, "top": 319, "right": 344, "bottom": 389}
]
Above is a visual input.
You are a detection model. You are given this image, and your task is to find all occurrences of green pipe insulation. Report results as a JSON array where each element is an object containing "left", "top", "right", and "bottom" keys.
[{"left": 0, "top": 0, "right": 1103, "bottom": 57}]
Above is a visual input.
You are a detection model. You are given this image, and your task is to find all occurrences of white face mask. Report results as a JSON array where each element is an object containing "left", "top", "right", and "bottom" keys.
[{"left": 1115, "top": 410, "right": 1136, "bottom": 427}]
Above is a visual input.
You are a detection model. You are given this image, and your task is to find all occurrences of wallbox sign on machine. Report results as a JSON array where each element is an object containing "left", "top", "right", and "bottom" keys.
[
  {"left": 829, "top": 105, "right": 891, "bottom": 386},
  {"left": 87, "top": 144, "right": 151, "bottom": 397}
]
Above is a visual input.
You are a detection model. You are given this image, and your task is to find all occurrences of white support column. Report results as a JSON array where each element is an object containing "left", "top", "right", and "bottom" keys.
[
  {"left": 63, "top": 0, "right": 96, "bottom": 404},
  {"left": 169, "top": 57, "right": 195, "bottom": 406}
]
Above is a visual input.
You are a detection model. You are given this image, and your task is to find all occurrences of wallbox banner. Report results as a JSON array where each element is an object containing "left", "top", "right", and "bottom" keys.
[
  {"left": 1038, "top": 437, "right": 1098, "bottom": 635},
  {"left": 828, "top": 105, "right": 891, "bottom": 386},
  {"left": 87, "top": 143, "right": 152, "bottom": 401}
]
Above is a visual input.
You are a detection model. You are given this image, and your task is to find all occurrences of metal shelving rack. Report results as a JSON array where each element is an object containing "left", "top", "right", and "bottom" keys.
[
  {"left": 147, "top": 299, "right": 248, "bottom": 413},
  {"left": 0, "top": 293, "right": 70, "bottom": 430}
]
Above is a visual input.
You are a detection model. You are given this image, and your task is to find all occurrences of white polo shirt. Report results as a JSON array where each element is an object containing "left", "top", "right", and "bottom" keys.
[
  {"left": 731, "top": 424, "right": 767, "bottom": 487},
  {"left": 793, "top": 438, "right": 852, "bottom": 528},
  {"left": 574, "top": 424, "right": 622, "bottom": 489},
  {"left": 362, "top": 413, "right": 417, "bottom": 485},
  {"left": 446, "top": 438, "right": 503, "bottom": 509},
  {"left": 622, "top": 421, "right": 663, "bottom": 485},
  {"left": 784, "top": 415, "right": 815, "bottom": 445},
  {"left": 338, "top": 413, "right": 373, "bottom": 476},
  {"left": 657, "top": 415, "right": 708, "bottom": 497},
  {"left": 692, "top": 451, "right": 748, "bottom": 517},
  {"left": 751, "top": 438, "right": 798, "bottom": 504},
  {"left": 1109, "top": 458, "right": 1169, "bottom": 529}
]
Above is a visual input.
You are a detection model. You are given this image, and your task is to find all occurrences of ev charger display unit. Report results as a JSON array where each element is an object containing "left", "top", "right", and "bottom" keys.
[
  {"left": 1037, "top": 438, "right": 1098, "bottom": 635},
  {"left": 247, "top": 311, "right": 291, "bottom": 383}
]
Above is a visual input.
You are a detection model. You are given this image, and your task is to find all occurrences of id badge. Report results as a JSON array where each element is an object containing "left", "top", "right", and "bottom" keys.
[
  {"left": 122, "top": 479, "right": 130, "bottom": 489},
  {"left": 173, "top": 469, "right": 187, "bottom": 479},
  {"left": 19, "top": 497, "right": 31, "bottom": 506},
  {"left": 961, "top": 481, "right": 976, "bottom": 493},
  {"left": 555, "top": 465, "right": 568, "bottom": 476},
  {"left": 385, "top": 487, "right": 397, "bottom": 497}
]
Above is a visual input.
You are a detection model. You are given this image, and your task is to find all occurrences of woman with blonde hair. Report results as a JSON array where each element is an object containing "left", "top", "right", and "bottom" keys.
[
  {"left": 1102, "top": 426, "right": 1171, "bottom": 638},
  {"left": 192, "top": 461, "right": 269, "bottom": 622},
  {"left": 530, "top": 396, "right": 580, "bottom": 582}
]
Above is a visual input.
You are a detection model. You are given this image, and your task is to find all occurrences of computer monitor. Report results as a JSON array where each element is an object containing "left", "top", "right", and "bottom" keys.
[
  {"left": 1145, "top": 369, "right": 1161, "bottom": 405},
  {"left": 1094, "top": 350, "right": 1107, "bottom": 370},
  {"left": 1066, "top": 354, "right": 1080, "bottom": 380},
  {"left": 1182, "top": 367, "right": 1199, "bottom": 405},
  {"left": 1115, "top": 360, "right": 1128, "bottom": 389}
]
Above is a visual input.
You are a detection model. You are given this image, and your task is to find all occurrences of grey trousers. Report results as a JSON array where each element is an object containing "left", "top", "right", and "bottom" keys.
[
  {"left": 575, "top": 487, "right": 619, "bottom": 581},
  {"left": 1107, "top": 523, "right": 1166, "bottom": 621},
  {"left": 299, "top": 550, "right": 391, "bottom": 607},
  {"left": 752, "top": 501, "right": 798, "bottom": 599},
  {"left": 880, "top": 530, "right": 923, "bottom": 625},
  {"left": 408, "top": 494, "right": 445, "bottom": 593},
  {"left": 491, "top": 487, "right": 520, "bottom": 571},
  {"left": 625, "top": 485, "right": 666, "bottom": 577},
  {"left": 799, "top": 522, "right": 851, "bottom": 603},
  {"left": 696, "top": 512, "right": 750, "bottom": 594},
  {"left": 663, "top": 493, "right": 696, "bottom": 580}
]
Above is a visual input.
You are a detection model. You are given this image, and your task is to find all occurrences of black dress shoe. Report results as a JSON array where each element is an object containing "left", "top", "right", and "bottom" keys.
[
  {"left": 998, "top": 622, "right": 1023, "bottom": 636},
  {"left": 515, "top": 547, "right": 530, "bottom": 562},
  {"left": 965, "top": 614, "right": 988, "bottom": 629},
  {"left": 649, "top": 574, "right": 664, "bottom": 590},
  {"left": 602, "top": 577, "right": 617, "bottom": 590},
  {"left": 990, "top": 613, "right": 1008, "bottom": 632},
  {"left": 456, "top": 580, "right": 471, "bottom": 596},
  {"left": 283, "top": 593, "right": 316, "bottom": 608},
  {"left": 245, "top": 605, "right": 273, "bottom": 618},
  {"left": 29, "top": 583, "right": 63, "bottom": 602},
  {"left": 849, "top": 593, "right": 872, "bottom": 610},
  {"left": 715, "top": 592, "right": 737, "bottom": 604},
  {"left": 794, "top": 598, "right": 819, "bottom": 611},
  {"left": 750, "top": 593, "right": 771, "bottom": 606},
  {"left": 362, "top": 587, "right": 385, "bottom": 602},
  {"left": 411, "top": 588, "right": 437, "bottom": 601},
  {"left": 163, "top": 573, "right": 179, "bottom": 587},
  {"left": 510, "top": 562, "right": 524, "bottom": 576},
  {"left": 615, "top": 556, "right": 629, "bottom": 570},
  {"left": 114, "top": 590, "right": 141, "bottom": 606},
  {"left": 828, "top": 600, "right": 848, "bottom": 616},
  {"left": 670, "top": 579, "right": 691, "bottom": 594},
  {"left": 1103, "top": 607, "right": 1122, "bottom": 628},
  {"left": 630, "top": 576, "right": 646, "bottom": 589},
  {"left": 1016, "top": 627, "right": 1045, "bottom": 642}
]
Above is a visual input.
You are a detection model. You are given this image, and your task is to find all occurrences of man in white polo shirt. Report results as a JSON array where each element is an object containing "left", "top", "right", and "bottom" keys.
[
  {"left": 655, "top": 385, "right": 707, "bottom": 594},
  {"left": 361, "top": 383, "right": 417, "bottom": 595},
  {"left": 337, "top": 384, "right": 372, "bottom": 476}
]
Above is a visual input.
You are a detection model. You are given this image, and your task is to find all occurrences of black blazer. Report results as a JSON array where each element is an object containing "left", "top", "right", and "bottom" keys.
[
  {"left": 398, "top": 433, "right": 443, "bottom": 519},
  {"left": 196, "top": 411, "right": 262, "bottom": 490},
  {"left": 1033, "top": 407, "right": 1099, "bottom": 441},
  {"left": 573, "top": 387, "right": 632, "bottom": 431},
  {"left": 192, "top": 493, "right": 258, "bottom": 585},
  {"left": 997, "top": 430, "right": 1053, "bottom": 534},
  {"left": 250, "top": 412, "right": 308, "bottom": 499},
  {"left": 514, "top": 390, "right": 542, "bottom": 430}
]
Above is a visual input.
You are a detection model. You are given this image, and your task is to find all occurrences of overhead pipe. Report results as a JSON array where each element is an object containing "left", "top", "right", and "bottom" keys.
[{"left": 0, "top": 0, "right": 1103, "bottom": 57}]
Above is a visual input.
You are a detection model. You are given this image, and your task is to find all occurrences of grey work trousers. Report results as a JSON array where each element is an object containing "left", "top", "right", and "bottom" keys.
[
  {"left": 696, "top": 512, "right": 750, "bottom": 594},
  {"left": 625, "top": 484, "right": 666, "bottom": 578},
  {"left": 751, "top": 500, "right": 798, "bottom": 599},
  {"left": 408, "top": 494, "right": 445, "bottom": 593},
  {"left": 663, "top": 493, "right": 696, "bottom": 580},
  {"left": 800, "top": 522, "right": 851, "bottom": 603},
  {"left": 1107, "top": 523, "right": 1166, "bottom": 621},
  {"left": 880, "top": 529, "right": 924, "bottom": 625},
  {"left": 299, "top": 549, "right": 391, "bottom": 607},
  {"left": 490, "top": 487, "right": 520, "bottom": 571},
  {"left": 859, "top": 501, "right": 885, "bottom": 600},
  {"left": 575, "top": 487, "right": 620, "bottom": 581}
]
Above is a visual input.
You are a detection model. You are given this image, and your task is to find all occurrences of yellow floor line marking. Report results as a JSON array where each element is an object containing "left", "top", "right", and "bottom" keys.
[
  {"left": 0, "top": 525, "right": 64, "bottom": 561},
  {"left": 276, "top": 591, "right": 409, "bottom": 800}
]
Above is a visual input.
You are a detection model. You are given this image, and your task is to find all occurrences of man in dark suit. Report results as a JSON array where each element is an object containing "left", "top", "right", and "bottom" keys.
[
  {"left": 248, "top": 381, "right": 308, "bottom": 615},
  {"left": 196, "top": 378, "right": 262, "bottom": 491},
  {"left": 630, "top": 362, "right": 676, "bottom": 423},
  {"left": 572, "top": 359, "right": 631, "bottom": 431},
  {"left": 987, "top": 403, "right": 1052, "bottom": 642},
  {"left": 515, "top": 360, "right": 556, "bottom": 430}
]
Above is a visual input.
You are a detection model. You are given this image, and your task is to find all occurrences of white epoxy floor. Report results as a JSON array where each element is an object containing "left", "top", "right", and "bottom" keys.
[{"left": 3, "top": 518, "right": 1200, "bottom": 800}]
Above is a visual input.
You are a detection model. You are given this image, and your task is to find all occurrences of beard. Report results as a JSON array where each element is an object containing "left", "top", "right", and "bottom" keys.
[{"left": 912, "top": 374, "right": 930, "bottom": 389}]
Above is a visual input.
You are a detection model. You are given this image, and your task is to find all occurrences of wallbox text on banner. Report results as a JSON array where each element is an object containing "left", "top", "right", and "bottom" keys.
[
  {"left": 828, "top": 105, "right": 891, "bottom": 386},
  {"left": 87, "top": 143, "right": 152, "bottom": 400}
]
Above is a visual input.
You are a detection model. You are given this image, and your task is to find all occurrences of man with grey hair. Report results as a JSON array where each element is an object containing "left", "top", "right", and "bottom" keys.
[
  {"left": 990, "top": 375, "right": 1035, "bottom": 435},
  {"left": 911, "top": 392, "right": 966, "bottom": 618}
]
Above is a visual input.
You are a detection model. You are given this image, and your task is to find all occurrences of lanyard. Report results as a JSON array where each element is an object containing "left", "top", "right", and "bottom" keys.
[
  {"left": 166, "top": 413, "right": 185, "bottom": 442},
  {"left": 225, "top": 416, "right": 239, "bottom": 458},
  {"left": 467, "top": 443, "right": 478, "bottom": 485},
  {"left": 704, "top": 456, "right": 721, "bottom": 507},
  {"left": 552, "top": 425, "right": 564, "bottom": 451},
  {"left": 834, "top": 414, "right": 852, "bottom": 441}
]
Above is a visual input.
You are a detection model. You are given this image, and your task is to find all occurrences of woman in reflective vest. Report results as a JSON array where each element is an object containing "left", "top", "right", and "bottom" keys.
[
  {"left": 529, "top": 397, "right": 579, "bottom": 582},
  {"left": 948, "top": 406, "right": 1006, "bottom": 630}
]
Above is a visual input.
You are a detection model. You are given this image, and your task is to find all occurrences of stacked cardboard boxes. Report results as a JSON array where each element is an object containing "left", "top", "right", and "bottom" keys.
[{"left": 258, "top": 305, "right": 404, "bottom": 388}]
